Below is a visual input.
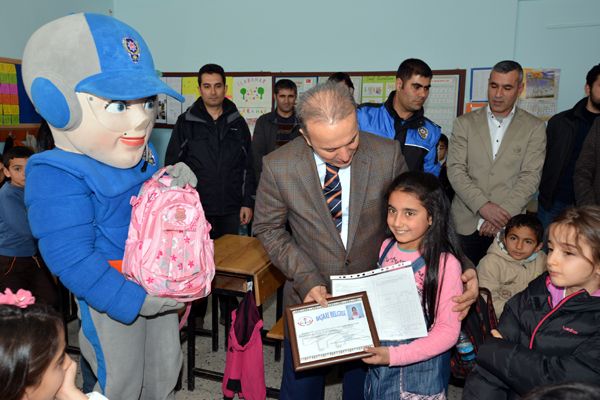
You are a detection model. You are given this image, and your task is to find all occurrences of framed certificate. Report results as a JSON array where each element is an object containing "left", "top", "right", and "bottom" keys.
[{"left": 285, "top": 292, "right": 379, "bottom": 372}]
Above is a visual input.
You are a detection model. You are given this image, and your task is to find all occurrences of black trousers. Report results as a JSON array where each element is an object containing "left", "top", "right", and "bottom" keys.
[
  {"left": 458, "top": 232, "right": 494, "bottom": 266},
  {"left": 0, "top": 254, "right": 58, "bottom": 308},
  {"left": 206, "top": 213, "right": 241, "bottom": 240}
]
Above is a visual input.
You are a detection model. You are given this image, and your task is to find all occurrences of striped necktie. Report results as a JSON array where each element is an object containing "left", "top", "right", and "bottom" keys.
[{"left": 323, "top": 163, "right": 342, "bottom": 232}]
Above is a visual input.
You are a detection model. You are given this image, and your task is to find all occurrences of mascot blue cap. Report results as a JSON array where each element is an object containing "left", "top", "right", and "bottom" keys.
[{"left": 22, "top": 13, "right": 183, "bottom": 130}]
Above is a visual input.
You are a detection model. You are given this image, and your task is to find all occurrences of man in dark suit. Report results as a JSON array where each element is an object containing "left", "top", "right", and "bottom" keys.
[{"left": 254, "top": 82, "right": 477, "bottom": 399}]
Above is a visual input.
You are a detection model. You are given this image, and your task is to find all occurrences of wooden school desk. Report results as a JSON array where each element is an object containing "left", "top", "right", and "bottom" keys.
[{"left": 187, "top": 234, "right": 285, "bottom": 397}]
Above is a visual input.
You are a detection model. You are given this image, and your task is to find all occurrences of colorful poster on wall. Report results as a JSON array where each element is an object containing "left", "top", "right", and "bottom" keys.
[
  {"left": 225, "top": 76, "right": 234, "bottom": 99},
  {"left": 232, "top": 77, "right": 272, "bottom": 135},
  {"left": 181, "top": 76, "right": 199, "bottom": 112},
  {"left": 232, "top": 76, "right": 272, "bottom": 108},
  {"left": 465, "top": 102, "right": 487, "bottom": 113},
  {"left": 0, "top": 63, "right": 19, "bottom": 126},
  {"left": 361, "top": 76, "right": 395, "bottom": 103},
  {"left": 518, "top": 68, "right": 560, "bottom": 121}
]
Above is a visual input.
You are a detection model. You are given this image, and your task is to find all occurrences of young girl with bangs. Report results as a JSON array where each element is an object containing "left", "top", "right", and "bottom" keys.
[
  {"left": 362, "top": 171, "right": 465, "bottom": 399},
  {"left": 463, "top": 206, "right": 600, "bottom": 399}
]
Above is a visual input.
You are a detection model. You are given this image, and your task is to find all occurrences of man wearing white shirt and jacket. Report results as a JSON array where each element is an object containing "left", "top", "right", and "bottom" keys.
[{"left": 447, "top": 60, "right": 546, "bottom": 265}]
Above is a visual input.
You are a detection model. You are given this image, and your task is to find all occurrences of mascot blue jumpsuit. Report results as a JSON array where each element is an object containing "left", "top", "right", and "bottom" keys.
[{"left": 22, "top": 13, "right": 191, "bottom": 399}]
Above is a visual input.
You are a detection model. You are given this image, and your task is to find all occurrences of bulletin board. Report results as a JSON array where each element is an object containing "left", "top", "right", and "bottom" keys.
[
  {"left": 277, "top": 70, "right": 466, "bottom": 135},
  {"left": 0, "top": 57, "right": 42, "bottom": 142},
  {"left": 155, "top": 69, "right": 466, "bottom": 135}
]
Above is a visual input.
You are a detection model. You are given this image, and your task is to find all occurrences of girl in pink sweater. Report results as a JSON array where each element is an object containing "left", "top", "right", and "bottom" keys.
[{"left": 363, "top": 171, "right": 464, "bottom": 399}]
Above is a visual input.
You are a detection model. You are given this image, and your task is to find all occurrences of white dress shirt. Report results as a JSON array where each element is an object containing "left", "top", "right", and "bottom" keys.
[
  {"left": 486, "top": 104, "right": 516, "bottom": 160},
  {"left": 478, "top": 104, "right": 517, "bottom": 231},
  {"left": 313, "top": 153, "right": 351, "bottom": 248}
]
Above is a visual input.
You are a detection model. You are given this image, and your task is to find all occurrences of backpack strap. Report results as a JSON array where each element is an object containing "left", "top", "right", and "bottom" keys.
[
  {"left": 378, "top": 239, "right": 426, "bottom": 274},
  {"left": 178, "top": 303, "right": 192, "bottom": 331},
  {"left": 411, "top": 256, "right": 426, "bottom": 273},
  {"left": 377, "top": 239, "right": 397, "bottom": 267}
]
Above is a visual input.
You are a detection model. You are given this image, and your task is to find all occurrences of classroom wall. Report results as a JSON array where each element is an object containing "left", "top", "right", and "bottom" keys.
[
  {"left": 1, "top": 1, "right": 598, "bottom": 161},
  {"left": 0, "top": 0, "right": 113, "bottom": 59},
  {"left": 0, "top": 0, "right": 113, "bottom": 153},
  {"left": 515, "top": 0, "right": 600, "bottom": 111},
  {"left": 111, "top": 0, "right": 600, "bottom": 163}
]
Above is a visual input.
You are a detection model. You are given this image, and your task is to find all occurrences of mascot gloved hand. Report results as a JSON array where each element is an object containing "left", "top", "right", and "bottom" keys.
[
  {"left": 166, "top": 161, "right": 198, "bottom": 188},
  {"left": 22, "top": 13, "right": 184, "bottom": 400},
  {"left": 140, "top": 295, "right": 186, "bottom": 317}
]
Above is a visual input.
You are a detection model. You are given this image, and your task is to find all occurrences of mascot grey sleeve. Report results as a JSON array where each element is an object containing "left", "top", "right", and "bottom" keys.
[{"left": 22, "top": 13, "right": 185, "bottom": 399}]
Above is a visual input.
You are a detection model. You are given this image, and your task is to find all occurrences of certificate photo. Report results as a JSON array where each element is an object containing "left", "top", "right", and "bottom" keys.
[{"left": 285, "top": 292, "right": 379, "bottom": 372}]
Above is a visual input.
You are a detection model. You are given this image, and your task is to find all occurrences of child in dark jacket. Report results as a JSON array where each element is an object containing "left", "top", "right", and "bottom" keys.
[{"left": 463, "top": 206, "right": 600, "bottom": 399}]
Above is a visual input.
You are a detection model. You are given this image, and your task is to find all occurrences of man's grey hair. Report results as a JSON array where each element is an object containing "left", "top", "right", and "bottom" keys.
[
  {"left": 296, "top": 82, "right": 357, "bottom": 134},
  {"left": 492, "top": 60, "right": 523, "bottom": 83}
]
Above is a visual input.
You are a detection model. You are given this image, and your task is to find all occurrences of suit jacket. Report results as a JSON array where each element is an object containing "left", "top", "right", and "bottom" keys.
[
  {"left": 253, "top": 132, "right": 407, "bottom": 310},
  {"left": 447, "top": 107, "right": 546, "bottom": 235}
]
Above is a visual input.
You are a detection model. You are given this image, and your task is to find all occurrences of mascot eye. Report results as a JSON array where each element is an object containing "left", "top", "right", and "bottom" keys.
[
  {"left": 105, "top": 101, "right": 128, "bottom": 113},
  {"left": 144, "top": 98, "right": 156, "bottom": 110}
]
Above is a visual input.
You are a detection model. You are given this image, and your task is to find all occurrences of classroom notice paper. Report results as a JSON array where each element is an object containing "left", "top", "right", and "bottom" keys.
[{"left": 331, "top": 263, "right": 428, "bottom": 341}]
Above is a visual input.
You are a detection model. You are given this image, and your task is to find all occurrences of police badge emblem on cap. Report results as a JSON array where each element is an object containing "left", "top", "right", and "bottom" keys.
[
  {"left": 122, "top": 37, "right": 140, "bottom": 63},
  {"left": 418, "top": 126, "right": 429, "bottom": 139}
]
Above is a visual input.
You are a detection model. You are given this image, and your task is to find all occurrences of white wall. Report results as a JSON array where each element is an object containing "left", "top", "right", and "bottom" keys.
[
  {"left": 515, "top": 0, "right": 600, "bottom": 111},
  {"left": 114, "top": 0, "right": 518, "bottom": 72},
  {"left": 111, "top": 0, "right": 600, "bottom": 162},
  {"left": 0, "top": 0, "right": 112, "bottom": 152},
  {"left": 0, "top": 0, "right": 113, "bottom": 59},
  {"left": 2, "top": 0, "right": 598, "bottom": 161}
]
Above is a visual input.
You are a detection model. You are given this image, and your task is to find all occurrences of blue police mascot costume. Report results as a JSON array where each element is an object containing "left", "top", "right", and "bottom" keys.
[{"left": 21, "top": 13, "right": 196, "bottom": 399}]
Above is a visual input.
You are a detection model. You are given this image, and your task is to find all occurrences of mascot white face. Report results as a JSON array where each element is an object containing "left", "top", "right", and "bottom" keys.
[
  {"left": 52, "top": 93, "right": 157, "bottom": 168},
  {"left": 21, "top": 13, "right": 183, "bottom": 168}
]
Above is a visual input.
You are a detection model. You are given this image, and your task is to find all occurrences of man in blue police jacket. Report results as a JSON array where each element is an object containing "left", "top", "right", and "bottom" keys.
[{"left": 357, "top": 59, "right": 441, "bottom": 175}]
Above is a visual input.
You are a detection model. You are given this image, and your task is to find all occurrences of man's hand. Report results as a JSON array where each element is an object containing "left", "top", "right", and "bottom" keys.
[
  {"left": 240, "top": 207, "right": 253, "bottom": 225},
  {"left": 452, "top": 268, "right": 479, "bottom": 320},
  {"left": 491, "top": 329, "right": 503, "bottom": 339},
  {"left": 478, "top": 202, "right": 511, "bottom": 228},
  {"left": 479, "top": 220, "right": 501, "bottom": 237},
  {"left": 303, "top": 285, "right": 330, "bottom": 307},
  {"left": 362, "top": 346, "right": 390, "bottom": 365}
]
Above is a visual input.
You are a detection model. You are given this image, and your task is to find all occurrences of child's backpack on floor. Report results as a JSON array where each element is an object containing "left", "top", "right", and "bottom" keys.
[
  {"left": 450, "top": 287, "right": 499, "bottom": 380},
  {"left": 123, "top": 167, "right": 215, "bottom": 302}
]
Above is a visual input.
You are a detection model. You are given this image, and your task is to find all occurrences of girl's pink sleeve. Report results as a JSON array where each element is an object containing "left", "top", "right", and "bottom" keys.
[{"left": 388, "top": 254, "right": 463, "bottom": 366}]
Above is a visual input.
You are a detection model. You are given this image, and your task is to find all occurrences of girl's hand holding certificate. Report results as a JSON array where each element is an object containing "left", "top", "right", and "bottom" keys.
[{"left": 362, "top": 346, "right": 390, "bottom": 365}]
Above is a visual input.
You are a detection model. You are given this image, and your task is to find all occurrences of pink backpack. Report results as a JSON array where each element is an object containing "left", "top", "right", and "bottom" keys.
[{"left": 123, "top": 168, "right": 215, "bottom": 302}]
